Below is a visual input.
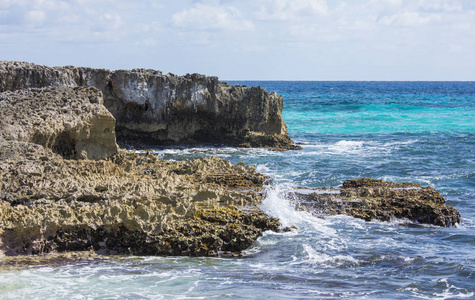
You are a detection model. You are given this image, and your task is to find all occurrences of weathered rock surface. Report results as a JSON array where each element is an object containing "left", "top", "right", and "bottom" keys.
[
  {"left": 0, "top": 61, "right": 299, "bottom": 150},
  {"left": 295, "top": 177, "right": 461, "bottom": 227},
  {"left": 0, "top": 141, "right": 279, "bottom": 256},
  {"left": 0, "top": 86, "right": 118, "bottom": 160}
]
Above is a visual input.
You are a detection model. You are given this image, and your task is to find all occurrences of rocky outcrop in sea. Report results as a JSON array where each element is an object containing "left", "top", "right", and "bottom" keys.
[
  {"left": 0, "top": 138, "right": 278, "bottom": 256},
  {"left": 0, "top": 83, "right": 282, "bottom": 256},
  {"left": 0, "top": 61, "right": 299, "bottom": 150},
  {"left": 295, "top": 177, "right": 461, "bottom": 227}
]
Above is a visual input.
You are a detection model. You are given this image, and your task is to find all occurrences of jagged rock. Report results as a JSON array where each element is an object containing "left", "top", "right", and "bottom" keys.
[
  {"left": 0, "top": 86, "right": 118, "bottom": 160},
  {"left": 295, "top": 177, "right": 461, "bottom": 227},
  {"left": 0, "top": 61, "right": 300, "bottom": 150},
  {"left": 0, "top": 141, "right": 277, "bottom": 256}
]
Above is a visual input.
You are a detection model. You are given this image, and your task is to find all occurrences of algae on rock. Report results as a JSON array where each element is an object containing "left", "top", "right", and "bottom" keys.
[{"left": 0, "top": 141, "right": 278, "bottom": 256}]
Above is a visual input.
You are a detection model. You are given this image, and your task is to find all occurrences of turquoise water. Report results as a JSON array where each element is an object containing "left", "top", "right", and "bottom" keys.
[{"left": 1, "top": 82, "right": 474, "bottom": 299}]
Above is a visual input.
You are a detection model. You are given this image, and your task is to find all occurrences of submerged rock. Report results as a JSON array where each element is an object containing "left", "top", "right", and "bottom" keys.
[
  {"left": 295, "top": 177, "right": 461, "bottom": 227},
  {"left": 0, "top": 61, "right": 299, "bottom": 150}
]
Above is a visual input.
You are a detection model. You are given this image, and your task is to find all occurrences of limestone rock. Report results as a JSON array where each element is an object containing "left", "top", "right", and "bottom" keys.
[
  {"left": 0, "top": 86, "right": 118, "bottom": 160},
  {"left": 0, "top": 61, "right": 299, "bottom": 150},
  {"left": 0, "top": 142, "right": 277, "bottom": 256},
  {"left": 295, "top": 177, "right": 461, "bottom": 227}
]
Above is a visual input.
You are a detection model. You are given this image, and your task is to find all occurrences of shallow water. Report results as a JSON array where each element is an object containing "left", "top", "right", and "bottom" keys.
[{"left": 1, "top": 81, "right": 474, "bottom": 299}]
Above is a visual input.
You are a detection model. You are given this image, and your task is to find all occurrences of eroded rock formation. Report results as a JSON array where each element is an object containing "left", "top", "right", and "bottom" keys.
[
  {"left": 0, "top": 140, "right": 279, "bottom": 256},
  {"left": 0, "top": 86, "right": 118, "bottom": 160},
  {"left": 295, "top": 177, "right": 460, "bottom": 227},
  {"left": 0, "top": 82, "right": 281, "bottom": 256},
  {"left": 0, "top": 61, "right": 299, "bottom": 150}
]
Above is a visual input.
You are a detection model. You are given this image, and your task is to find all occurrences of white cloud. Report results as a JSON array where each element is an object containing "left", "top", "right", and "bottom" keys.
[
  {"left": 171, "top": 1, "right": 254, "bottom": 31},
  {"left": 379, "top": 11, "right": 442, "bottom": 26},
  {"left": 25, "top": 10, "right": 46, "bottom": 25},
  {"left": 143, "top": 38, "right": 158, "bottom": 47},
  {"left": 255, "top": 0, "right": 328, "bottom": 20},
  {"left": 101, "top": 13, "right": 123, "bottom": 31},
  {"left": 0, "top": 0, "right": 18, "bottom": 9},
  {"left": 416, "top": 0, "right": 463, "bottom": 12},
  {"left": 0, "top": 0, "right": 132, "bottom": 42}
]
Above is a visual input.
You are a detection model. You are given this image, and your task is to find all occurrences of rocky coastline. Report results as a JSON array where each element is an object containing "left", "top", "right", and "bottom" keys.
[
  {"left": 0, "top": 85, "right": 280, "bottom": 256},
  {"left": 0, "top": 141, "right": 279, "bottom": 256},
  {"left": 0, "top": 61, "right": 300, "bottom": 150},
  {"left": 0, "top": 62, "right": 461, "bottom": 258}
]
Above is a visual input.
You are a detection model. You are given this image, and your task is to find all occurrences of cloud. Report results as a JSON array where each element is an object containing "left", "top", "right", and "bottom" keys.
[
  {"left": 255, "top": 0, "right": 328, "bottom": 20},
  {"left": 0, "top": 0, "right": 130, "bottom": 42},
  {"left": 25, "top": 10, "right": 46, "bottom": 25},
  {"left": 379, "top": 11, "right": 442, "bottom": 27},
  {"left": 416, "top": 0, "right": 463, "bottom": 12},
  {"left": 171, "top": 1, "right": 254, "bottom": 31},
  {"left": 1, "top": 0, "right": 475, "bottom": 79}
]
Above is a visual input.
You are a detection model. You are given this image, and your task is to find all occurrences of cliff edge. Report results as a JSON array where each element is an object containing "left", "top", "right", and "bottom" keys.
[{"left": 0, "top": 61, "right": 299, "bottom": 150}]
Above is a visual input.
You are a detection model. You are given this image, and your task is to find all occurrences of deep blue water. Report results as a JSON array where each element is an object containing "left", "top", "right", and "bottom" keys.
[{"left": 1, "top": 82, "right": 474, "bottom": 299}]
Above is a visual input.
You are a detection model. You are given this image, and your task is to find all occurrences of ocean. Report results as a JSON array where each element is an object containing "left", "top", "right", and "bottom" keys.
[{"left": 1, "top": 81, "right": 474, "bottom": 299}]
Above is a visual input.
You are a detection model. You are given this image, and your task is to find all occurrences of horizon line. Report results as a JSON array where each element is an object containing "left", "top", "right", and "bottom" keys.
[{"left": 223, "top": 79, "right": 475, "bottom": 82}]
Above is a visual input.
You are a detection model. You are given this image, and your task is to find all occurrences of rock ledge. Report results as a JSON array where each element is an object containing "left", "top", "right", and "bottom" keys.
[{"left": 295, "top": 177, "right": 461, "bottom": 227}]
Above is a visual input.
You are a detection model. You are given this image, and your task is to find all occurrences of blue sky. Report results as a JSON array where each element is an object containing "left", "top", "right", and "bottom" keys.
[{"left": 1, "top": 0, "right": 474, "bottom": 80}]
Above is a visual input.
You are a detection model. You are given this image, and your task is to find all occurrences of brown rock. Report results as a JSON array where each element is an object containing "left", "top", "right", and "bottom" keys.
[
  {"left": 0, "top": 86, "right": 118, "bottom": 160},
  {"left": 0, "top": 142, "right": 276, "bottom": 256},
  {"left": 295, "top": 177, "right": 461, "bottom": 227}
]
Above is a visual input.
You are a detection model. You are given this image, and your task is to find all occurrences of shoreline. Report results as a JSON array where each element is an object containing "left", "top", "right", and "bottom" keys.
[{"left": 0, "top": 63, "right": 461, "bottom": 259}]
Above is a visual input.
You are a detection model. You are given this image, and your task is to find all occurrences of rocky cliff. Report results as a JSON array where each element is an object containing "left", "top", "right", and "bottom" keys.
[
  {"left": 0, "top": 61, "right": 299, "bottom": 150},
  {"left": 0, "top": 84, "right": 281, "bottom": 256},
  {"left": 0, "top": 62, "right": 461, "bottom": 259}
]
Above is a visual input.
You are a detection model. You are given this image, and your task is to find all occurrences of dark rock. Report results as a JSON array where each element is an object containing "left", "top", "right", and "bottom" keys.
[{"left": 295, "top": 177, "right": 461, "bottom": 227}]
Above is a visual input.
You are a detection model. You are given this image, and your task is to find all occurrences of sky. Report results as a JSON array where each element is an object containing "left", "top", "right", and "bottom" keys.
[{"left": 1, "top": 0, "right": 474, "bottom": 80}]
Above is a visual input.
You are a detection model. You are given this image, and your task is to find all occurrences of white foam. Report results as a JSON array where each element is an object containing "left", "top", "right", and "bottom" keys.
[
  {"left": 260, "top": 184, "right": 340, "bottom": 242},
  {"left": 432, "top": 278, "right": 475, "bottom": 299},
  {"left": 302, "top": 244, "right": 360, "bottom": 267},
  {"left": 334, "top": 140, "right": 364, "bottom": 147},
  {"left": 255, "top": 164, "right": 271, "bottom": 174}
]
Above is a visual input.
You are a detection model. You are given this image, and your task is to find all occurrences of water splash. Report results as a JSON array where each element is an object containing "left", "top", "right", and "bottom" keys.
[{"left": 260, "top": 183, "right": 336, "bottom": 235}]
